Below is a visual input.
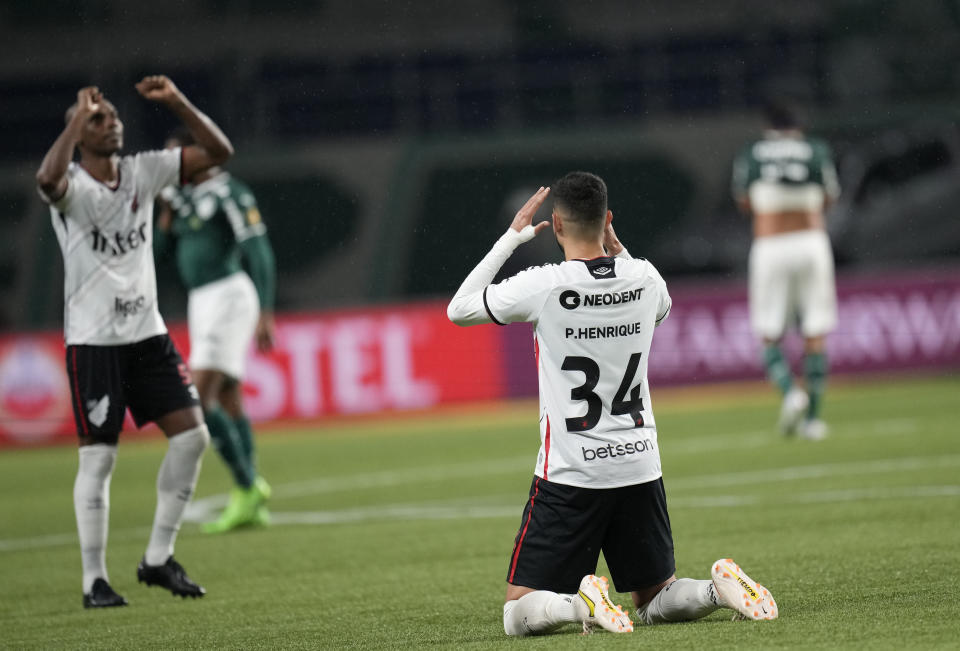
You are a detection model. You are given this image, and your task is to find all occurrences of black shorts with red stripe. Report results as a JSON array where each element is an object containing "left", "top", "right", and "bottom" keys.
[
  {"left": 506, "top": 475, "right": 676, "bottom": 595},
  {"left": 66, "top": 334, "right": 199, "bottom": 445}
]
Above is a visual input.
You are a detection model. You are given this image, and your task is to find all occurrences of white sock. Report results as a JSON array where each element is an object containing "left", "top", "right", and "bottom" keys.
[
  {"left": 503, "top": 591, "right": 587, "bottom": 636},
  {"left": 637, "top": 578, "right": 721, "bottom": 624},
  {"left": 144, "top": 425, "right": 209, "bottom": 565},
  {"left": 74, "top": 444, "right": 118, "bottom": 593}
]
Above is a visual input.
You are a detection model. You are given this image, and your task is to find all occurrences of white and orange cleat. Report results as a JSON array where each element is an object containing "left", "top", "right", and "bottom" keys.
[
  {"left": 576, "top": 574, "right": 634, "bottom": 634},
  {"left": 711, "top": 558, "right": 778, "bottom": 621}
]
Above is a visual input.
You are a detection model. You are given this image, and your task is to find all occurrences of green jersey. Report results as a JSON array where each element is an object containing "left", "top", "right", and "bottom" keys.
[
  {"left": 156, "top": 172, "right": 275, "bottom": 309},
  {"left": 731, "top": 132, "right": 840, "bottom": 206}
]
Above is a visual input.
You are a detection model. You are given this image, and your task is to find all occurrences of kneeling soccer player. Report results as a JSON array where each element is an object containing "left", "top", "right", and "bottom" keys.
[{"left": 447, "top": 173, "right": 779, "bottom": 635}]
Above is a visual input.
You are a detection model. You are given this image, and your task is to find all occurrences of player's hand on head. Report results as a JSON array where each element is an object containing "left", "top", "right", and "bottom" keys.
[
  {"left": 135, "top": 75, "right": 182, "bottom": 104},
  {"left": 603, "top": 220, "right": 624, "bottom": 256},
  {"left": 510, "top": 186, "right": 552, "bottom": 239}
]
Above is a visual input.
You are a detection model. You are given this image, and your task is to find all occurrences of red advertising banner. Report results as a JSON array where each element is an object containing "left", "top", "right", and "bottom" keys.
[{"left": 0, "top": 302, "right": 505, "bottom": 447}]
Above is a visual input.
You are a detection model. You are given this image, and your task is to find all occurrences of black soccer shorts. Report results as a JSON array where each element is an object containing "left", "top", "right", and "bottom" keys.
[
  {"left": 66, "top": 334, "right": 200, "bottom": 445},
  {"left": 506, "top": 475, "right": 676, "bottom": 595}
]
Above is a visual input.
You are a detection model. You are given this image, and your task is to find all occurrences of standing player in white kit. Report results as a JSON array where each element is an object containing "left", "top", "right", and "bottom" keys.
[
  {"left": 36, "top": 76, "right": 233, "bottom": 607},
  {"left": 448, "top": 172, "right": 779, "bottom": 635}
]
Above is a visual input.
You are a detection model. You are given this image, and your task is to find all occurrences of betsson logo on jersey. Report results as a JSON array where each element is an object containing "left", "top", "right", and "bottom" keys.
[
  {"left": 581, "top": 438, "right": 654, "bottom": 462},
  {"left": 559, "top": 288, "right": 644, "bottom": 311}
]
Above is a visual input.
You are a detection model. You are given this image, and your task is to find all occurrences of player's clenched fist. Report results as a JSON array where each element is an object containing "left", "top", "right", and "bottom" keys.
[
  {"left": 76, "top": 86, "right": 102, "bottom": 115},
  {"left": 135, "top": 75, "right": 183, "bottom": 105}
]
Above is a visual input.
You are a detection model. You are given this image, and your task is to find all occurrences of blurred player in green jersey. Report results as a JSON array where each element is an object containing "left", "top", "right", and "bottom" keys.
[
  {"left": 732, "top": 99, "right": 840, "bottom": 440},
  {"left": 156, "top": 127, "right": 275, "bottom": 531}
]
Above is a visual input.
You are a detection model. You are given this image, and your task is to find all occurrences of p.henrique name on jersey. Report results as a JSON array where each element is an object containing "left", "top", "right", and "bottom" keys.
[{"left": 565, "top": 322, "right": 644, "bottom": 339}]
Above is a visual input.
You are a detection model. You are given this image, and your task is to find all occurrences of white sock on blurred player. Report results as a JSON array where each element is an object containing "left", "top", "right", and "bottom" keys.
[
  {"left": 74, "top": 444, "right": 117, "bottom": 593},
  {"left": 503, "top": 591, "right": 585, "bottom": 635},
  {"left": 636, "top": 578, "right": 720, "bottom": 624},
  {"left": 144, "top": 425, "right": 209, "bottom": 565}
]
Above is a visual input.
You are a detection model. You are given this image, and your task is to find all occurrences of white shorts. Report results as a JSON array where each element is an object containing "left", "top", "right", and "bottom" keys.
[
  {"left": 187, "top": 271, "right": 260, "bottom": 379},
  {"left": 748, "top": 229, "right": 837, "bottom": 340}
]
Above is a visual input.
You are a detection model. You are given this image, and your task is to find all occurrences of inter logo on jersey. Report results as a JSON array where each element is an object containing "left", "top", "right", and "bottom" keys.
[{"left": 90, "top": 223, "right": 148, "bottom": 257}]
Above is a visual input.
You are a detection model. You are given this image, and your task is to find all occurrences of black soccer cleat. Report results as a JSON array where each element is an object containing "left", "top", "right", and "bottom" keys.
[
  {"left": 136, "top": 556, "right": 206, "bottom": 598},
  {"left": 83, "top": 578, "right": 129, "bottom": 609}
]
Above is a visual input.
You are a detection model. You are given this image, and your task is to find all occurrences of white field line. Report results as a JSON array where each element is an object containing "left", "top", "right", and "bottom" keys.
[
  {"left": 269, "top": 503, "right": 520, "bottom": 525},
  {"left": 668, "top": 454, "right": 960, "bottom": 491},
  {"left": 269, "top": 484, "right": 960, "bottom": 524},
  {"left": 671, "top": 484, "right": 960, "bottom": 509},
  {"left": 0, "top": 527, "right": 151, "bottom": 553},
  {"left": 4, "top": 484, "right": 957, "bottom": 551},
  {"left": 185, "top": 416, "right": 923, "bottom": 513},
  {"left": 185, "top": 456, "right": 534, "bottom": 512}
]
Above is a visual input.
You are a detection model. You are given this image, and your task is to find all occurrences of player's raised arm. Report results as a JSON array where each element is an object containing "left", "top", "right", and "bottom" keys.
[
  {"left": 447, "top": 186, "right": 551, "bottom": 326},
  {"left": 36, "top": 87, "right": 101, "bottom": 201},
  {"left": 135, "top": 75, "right": 234, "bottom": 181}
]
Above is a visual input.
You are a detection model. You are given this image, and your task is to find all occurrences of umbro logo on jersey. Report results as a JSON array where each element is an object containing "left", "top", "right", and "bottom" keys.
[
  {"left": 87, "top": 395, "right": 110, "bottom": 428},
  {"left": 593, "top": 266, "right": 612, "bottom": 276},
  {"left": 90, "top": 223, "right": 148, "bottom": 257}
]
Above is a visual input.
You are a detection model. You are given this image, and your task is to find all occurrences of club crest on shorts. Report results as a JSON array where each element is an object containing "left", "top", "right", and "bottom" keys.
[{"left": 87, "top": 394, "right": 110, "bottom": 428}]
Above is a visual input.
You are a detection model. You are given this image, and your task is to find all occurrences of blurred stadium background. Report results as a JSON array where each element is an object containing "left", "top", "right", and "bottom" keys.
[{"left": 1, "top": 0, "right": 958, "bottom": 440}]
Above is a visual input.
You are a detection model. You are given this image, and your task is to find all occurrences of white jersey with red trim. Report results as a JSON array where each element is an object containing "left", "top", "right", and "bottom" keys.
[
  {"left": 40, "top": 148, "right": 182, "bottom": 345},
  {"left": 484, "top": 254, "right": 671, "bottom": 489}
]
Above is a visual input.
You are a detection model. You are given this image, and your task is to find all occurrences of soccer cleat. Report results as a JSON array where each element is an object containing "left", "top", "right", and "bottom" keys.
[
  {"left": 201, "top": 477, "right": 271, "bottom": 534},
  {"left": 137, "top": 556, "right": 206, "bottom": 598},
  {"left": 254, "top": 476, "right": 272, "bottom": 501},
  {"left": 798, "top": 419, "right": 828, "bottom": 441},
  {"left": 576, "top": 575, "right": 634, "bottom": 633},
  {"left": 83, "top": 578, "right": 128, "bottom": 608},
  {"left": 779, "top": 387, "right": 809, "bottom": 436},
  {"left": 711, "top": 558, "right": 778, "bottom": 621},
  {"left": 252, "top": 505, "right": 271, "bottom": 527}
]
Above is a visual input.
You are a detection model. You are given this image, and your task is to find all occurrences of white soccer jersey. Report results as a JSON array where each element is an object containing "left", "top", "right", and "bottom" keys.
[
  {"left": 485, "top": 253, "right": 671, "bottom": 489},
  {"left": 40, "top": 149, "right": 182, "bottom": 345}
]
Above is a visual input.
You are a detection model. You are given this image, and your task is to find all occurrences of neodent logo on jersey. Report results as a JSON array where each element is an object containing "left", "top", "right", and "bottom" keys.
[
  {"left": 559, "top": 288, "right": 644, "bottom": 311},
  {"left": 581, "top": 438, "right": 653, "bottom": 461},
  {"left": 559, "top": 290, "right": 581, "bottom": 310}
]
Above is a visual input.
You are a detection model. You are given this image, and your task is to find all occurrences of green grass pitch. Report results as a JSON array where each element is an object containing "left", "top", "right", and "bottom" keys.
[{"left": 1, "top": 374, "right": 958, "bottom": 649}]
